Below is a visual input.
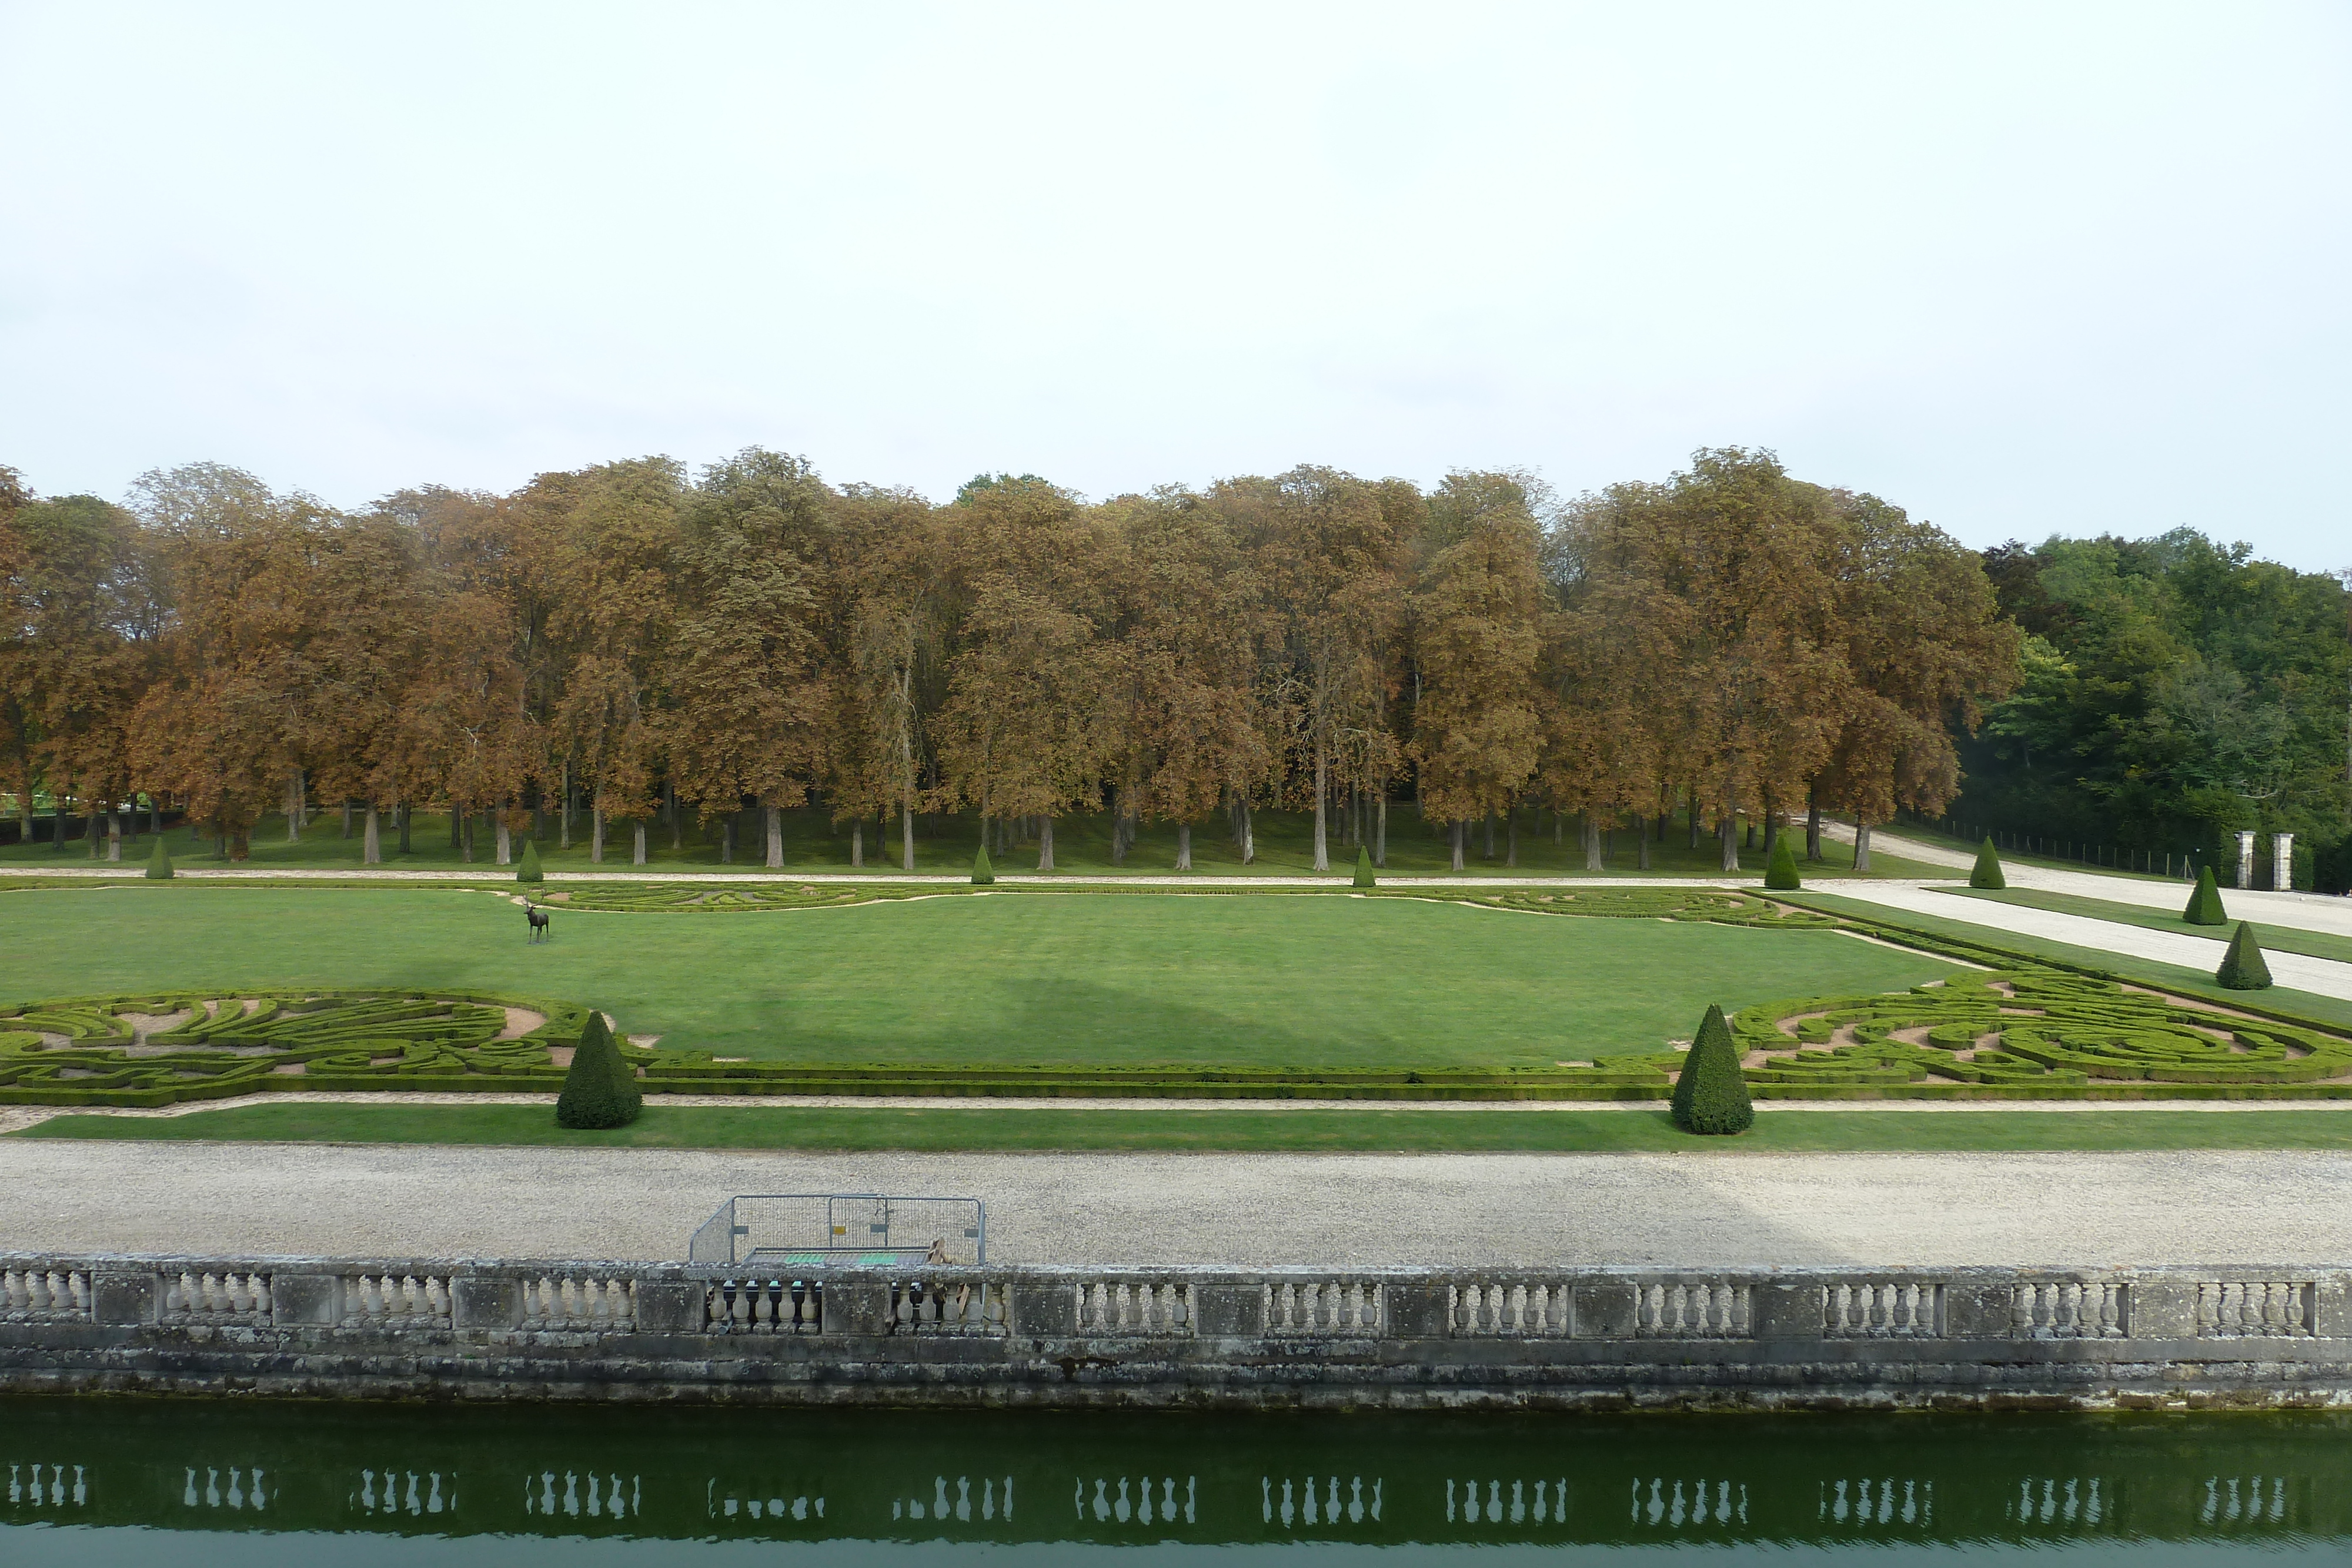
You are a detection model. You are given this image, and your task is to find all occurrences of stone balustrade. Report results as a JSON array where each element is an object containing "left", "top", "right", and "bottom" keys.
[{"left": 3, "top": 1253, "right": 2349, "bottom": 1409}]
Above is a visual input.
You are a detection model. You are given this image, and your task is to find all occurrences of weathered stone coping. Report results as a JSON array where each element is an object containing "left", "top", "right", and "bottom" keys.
[{"left": 4, "top": 1253, "right": 2349, "bottom": 1409}]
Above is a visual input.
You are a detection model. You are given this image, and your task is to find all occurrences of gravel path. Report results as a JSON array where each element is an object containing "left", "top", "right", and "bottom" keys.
[{"left": 3, "top": 1143, "right": 2344, "bottom": 1268}]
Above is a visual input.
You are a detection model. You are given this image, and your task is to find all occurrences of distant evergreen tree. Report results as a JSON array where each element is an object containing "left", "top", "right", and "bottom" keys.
[
  {"left": 516, "top": 838, "right": 544, "bottom": 883},
  {"left": 1353, "top": 845, "right": 1375, "bottom": 888},
  {"left": 145, "top": 835, "right": 173, "bottom": 880},
  {"left": 1970, "top": 837, "right": 2006, "bottom": 890},
  {"left": 1672, "top": 1004, "right": 1754, "bottom": 1135},
  {"left": 2216, "top": 922, "right": 2273, "bottom": 991},
  {"left": 2183, "top": 865, "right": 2227, "bottom": 926},
  {"left": 1764, "top": 833, "right": 1801, "bottom": 890},
  {"left": 972, "top": 844, "right": 995, "bottom": 885},
  {"left": 555, "top": 1011, "right": 642, "bottom": 1128}
]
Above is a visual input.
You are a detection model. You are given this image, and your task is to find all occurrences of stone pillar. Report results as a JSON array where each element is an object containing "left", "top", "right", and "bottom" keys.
[
  {"left": 1188, "top": 1282, "right": 1267, "bottom": 1338},
  {"left": 452, "top": 1276, "right": 523, "bottom": 1330},
  {"left": 269, "top": 1274, "right": 343, "bottom": 1326},
  {"left": 1385, "top": 1283, "right": 1451, "bottom": 1339},
  {"left": 91, "top": 1271, "right": 158, "bottom": 1326},
  {"left": 2237, "top": 830, "right": 2256, "bottom": 890},
  {"left": 1007, "top": 1278, "right": 1077, "bottom": 1337},
  {"left": 2274, "top": 833, "right": 2295, "bottom": 892},
  {"left": 1750, "top": 1281, "right": 1826, "bottom": 1340},
  {"left": 820, "top": 1281, "right": 893, "bottom": 1336},
  {"left": 1569, "top": 1281, "right": 1638, "bottom": 1338},
  {"left": 633, "top": 1281, "right": 703, "bottom": 1335}
]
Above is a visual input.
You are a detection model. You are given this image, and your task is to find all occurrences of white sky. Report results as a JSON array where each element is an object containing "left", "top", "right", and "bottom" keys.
[{"left": 3, "top": 4, "right": 2347, "bottom": 569}]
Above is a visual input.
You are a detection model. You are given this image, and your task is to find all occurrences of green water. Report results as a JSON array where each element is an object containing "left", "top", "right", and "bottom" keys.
[{"left": 3, "top": 1399, "right": 2347, "bottom": 1562}]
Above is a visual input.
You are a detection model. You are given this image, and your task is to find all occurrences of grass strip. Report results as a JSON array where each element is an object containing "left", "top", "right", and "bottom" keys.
[
  {"left": 1943, "top": 887, "right": 2352, "bottom": 967},
  {"left": 14, "top": 1102, "right": 2352, "bottom": 1152}
]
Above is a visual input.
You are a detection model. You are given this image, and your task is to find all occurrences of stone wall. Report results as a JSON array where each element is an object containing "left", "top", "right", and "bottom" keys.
[{"left": 5, "top": 1253, "right": 2350, "bottom": 1409}]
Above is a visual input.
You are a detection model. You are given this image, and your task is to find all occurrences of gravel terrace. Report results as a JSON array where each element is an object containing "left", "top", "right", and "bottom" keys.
[{"left": 3, "top": 1143, "right": 2343, "bottom": 1268}]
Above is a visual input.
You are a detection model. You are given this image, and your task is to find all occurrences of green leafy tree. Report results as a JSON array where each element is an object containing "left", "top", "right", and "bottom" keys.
[
  {"left": 1970, "top": 837, "right": 2006, "bottom": 890},
  {"left": 971, "top": 843, "right": 994, "bottom": 885},
  {"left": 1671, "top": 1004, "right": 1753, "bottom": 1135},
  {"left": 1352, "top": 845, "right": 1375, "bottom": 887},
  {"left": 2216, "top": 922, "right": 2273, "bottom": 990},
  {"left": 554, "top": 1011, "right": 642, "bottom": 1128},
  {"left": 516, "top": 838, "right": 543, "bottom": 883},
  {"left": 145, "top": 834, "right": 173, "bottom": 880},
  {"left": 2183, "top": 865, "right": 2226, "bottom": 925},
  {"left": 1764, "top": 833, "right": 1801, "bottom": 890}
]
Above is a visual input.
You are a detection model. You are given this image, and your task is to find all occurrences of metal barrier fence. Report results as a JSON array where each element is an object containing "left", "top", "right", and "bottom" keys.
[{"left": 688, "top": 1193, "right": 987, "bottom": 1266}]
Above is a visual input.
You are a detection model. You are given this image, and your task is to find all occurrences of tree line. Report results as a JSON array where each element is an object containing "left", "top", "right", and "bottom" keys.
[{"left": 0, "top": 447, "right": 2023, "bottom": 871}]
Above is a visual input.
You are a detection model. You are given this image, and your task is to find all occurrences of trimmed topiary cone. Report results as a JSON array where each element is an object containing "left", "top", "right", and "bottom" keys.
[
  {"left": 2216, "top": 922, "right": 2273, "bottom": 991},
  {"left": 2183, "top": 865, "right": 2227, "bottom": 926},
  {"left": 1763, "top": 833, "right": 1801, "bottom": 890},
  {"left": 145, "top": 834, "right": 173, "bottom": 880},
  {"left": 516, "top": 838, "right": 544, "bottom": 884},
  {"left": 1969, "top": 837, "right": 2006, "bottom": 890},
  {"left": 555, "top": 1010, "right": 642, "bottom": 1128},
  {"left": 972, "top": 844, "right": 995, "bottom": 885},
  {"left": 1353, "top": 845, "right": 1375, "bottom": 888},
  {"left": 1672, "top": 1003, "right": 1754, "bottom": 1135}
]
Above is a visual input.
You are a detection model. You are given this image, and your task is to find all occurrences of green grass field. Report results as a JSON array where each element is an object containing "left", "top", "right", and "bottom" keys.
[
  {"left": 1946, "top": 886, "right": 2352, "bottom": 966},
  {"left": 0, "top": 804, "right": 1955, "bottom": 880},
  {"left": 0, "top": 884, "right": 1967, "bottom": 1068},
  {"left": 17, "top": 1100, "right": 2352, "bottom": 1152}
]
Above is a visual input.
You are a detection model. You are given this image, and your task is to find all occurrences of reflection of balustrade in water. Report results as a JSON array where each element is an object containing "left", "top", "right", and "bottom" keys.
[
  {"left": 1629, "top": 1477, "right": 1748, "bottom": 1529},
  {"left": 1447, "top": 1477, "right": 1562, "bottom": 1525},
  {"left": 351, "top": 1468, "right": 453, "bottom": 1517},
  {"left": 1819, "top": 1477, "right": 1930, "bottom": 1527},
  {"left": 2201, "top": 1475, "right": 2289, "bottom": 1526},
  {"left": 182, "top": 1465, "right": 266, "bottom": 1510},
  {"left": 1264, "top": 1475, "right": 1367, "bottom": 1528},
  {"left": 891, "top": 1475, "right": 1013, "bottom": 1524},
  {"left": 2008, "top": 1476, "right": 2109, "bottom": 1527},
  {"left": 523, "top": 1469, "right": 639, "bottom": 1520},
  {"left": 714, "top": 1482, "right": 824, "bottom": 1523},
  {"left": 5, "top": 1462, "right": 88, "bottom": 1510}
]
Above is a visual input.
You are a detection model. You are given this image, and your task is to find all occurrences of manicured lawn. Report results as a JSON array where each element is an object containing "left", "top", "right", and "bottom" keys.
[
  {"left": 1947, "top": 887, "right": 2352, "bottom": 967},
  {"left": 16, "top": 1101, "right": 2352, "bottom": 1152},
  {"left": 0, "top": 804, "right": 1955, "bottom": 880},
  {"left": 1788, "top": 892, "right": 2352, "bottom": 1032},
  {"left": 0, "top": 885, "right": 1966, "bottom": 1067}
]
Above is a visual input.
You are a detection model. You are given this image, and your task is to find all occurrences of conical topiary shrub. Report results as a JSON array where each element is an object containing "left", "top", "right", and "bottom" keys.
[
  {"left": 2216, "top": 922, "right": 2273, "bottom": 991},
  {"left": 1764, "top": 833, "right": 1801, "bottom": 890},
  {"left": 1970, "top": 837, "right": 2006, "bottom": 890},
  {"left": 1353, "top": 845, "right": 1375, "bottom": 888},
  {"left": 2183, "top": 865, "right": 2227, "bottom": 926},
  {"left": 145, "top": 834, "right": 173, "bottom": 880},
  {"left": 516, "top": 837, "right": 544, "bottom": 882},
  {"left": 555, "top": 1011, "right": 642, "bottom": 1128},
  {"left": 972, "top": 844, "right": 995, "bottom": 885},
  {"left": 1671, "top": 1003, "right": 1754, "bottom": 1135}
]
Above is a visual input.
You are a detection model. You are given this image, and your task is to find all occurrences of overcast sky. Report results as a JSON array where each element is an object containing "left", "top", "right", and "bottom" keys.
[{"left": 3, "top": 4, "right": 2347, "bottom": 569}]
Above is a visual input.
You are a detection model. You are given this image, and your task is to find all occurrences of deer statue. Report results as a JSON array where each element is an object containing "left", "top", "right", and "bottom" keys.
[{"left": 526, "top": 901, "right": 552, "bottom": 943}]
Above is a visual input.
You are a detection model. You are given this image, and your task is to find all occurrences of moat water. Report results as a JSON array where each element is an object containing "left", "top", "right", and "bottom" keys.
[{"left": 3, "top": 1398, "right": 2347, "bottom": 1562}]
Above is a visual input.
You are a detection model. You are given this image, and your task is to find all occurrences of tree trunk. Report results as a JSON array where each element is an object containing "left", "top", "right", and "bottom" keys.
[
  {"left": 767, "top": 804, "right": 784, "bottom": 870},
  {"left": 107, "top": 810, "right": 121, "bottom": 861},
  {"left": 286, "top": 773, "right": 301, "bottom": 842},
  {"left": 850, "top": 820, "right": 863, "bottom": 868},
  {"left": 1241, "top": 802, "right": 1254, "bottom": 865},
  {"left": 397, "top": 804, "right": 411, "bottom": 855},
  {"left": 1688, "top": 784, "right": 1702, "bottom": 849},
  {"left": 363, "top": 807, "right": 381, "bottom": 864},
  {"left": 1853, "top": 820, "right": 1873, "bottom": 872},
  {"left": 459, "top": 804, "right": 475, "bottom": 864},
  {"left": 1483, "top": 811, "right": 1496, "bottom": 861},
  {"left": 633, "top": 819, "right": 647, "bottom": 865},
  {"left": 1110, "top": 790, "right": 1128, "bottom": 867},
  {"left": 900, "top": 804, "right": 913, "bottom": 872},
  {"left": 450, "top": 805, "right": 462, "bottom": 849},
  {"left": 1505, "top": 805, "right": 1518, "bottom": 867},
  {"left": 591, "top": 808, "right": 605, "bottom": 864},
  {"left": 559, "top": 764, "right": 572, "bottom": 850},
  {"left": 228, "top": 826, "right": 249, "bottom": 861},
  {"left": 1312, "top": 743, "right": 1329, "bottom": 871},
  {"left": 668, "top": 784, "right": 681, "bottom": 850},
  {"left": 1449, "top": 820, "right": 1465, "bottom": 872},
  {"left": 342, "top": 801, "right": 353, "bottom": 838},
  {"left": 1175, "top": 822, "right": 1192, "bottom": 871},
  {"left": 1583, "top": 814, "right": 1603, "bottom": 872},
  {"left": 721, "top": 817, "right": 735, "bottom": 864},
  {"left": 1806, "top": 784, "right": 1823, "bottom": 862},
  {"left": 496, "top": 815, "right": 512, "bottom": 866},
  {"left": 1719, "top": 801, "right": 1740, "bottom": 873},
  {"left": 1038, "top": 815, "right": 1055, "bottom": 872},
  {"left": 1375, "top": 795, "right": 1387, "bottom": 868},
  {"left": 1637, "top": 813, "right": 1652, "bottom": 870}
]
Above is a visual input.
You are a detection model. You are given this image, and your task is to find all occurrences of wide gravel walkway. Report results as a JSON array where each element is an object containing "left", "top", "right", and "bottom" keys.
[{"left": 3, "top": 1144, "right": 2343, "bottom": 1268}]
